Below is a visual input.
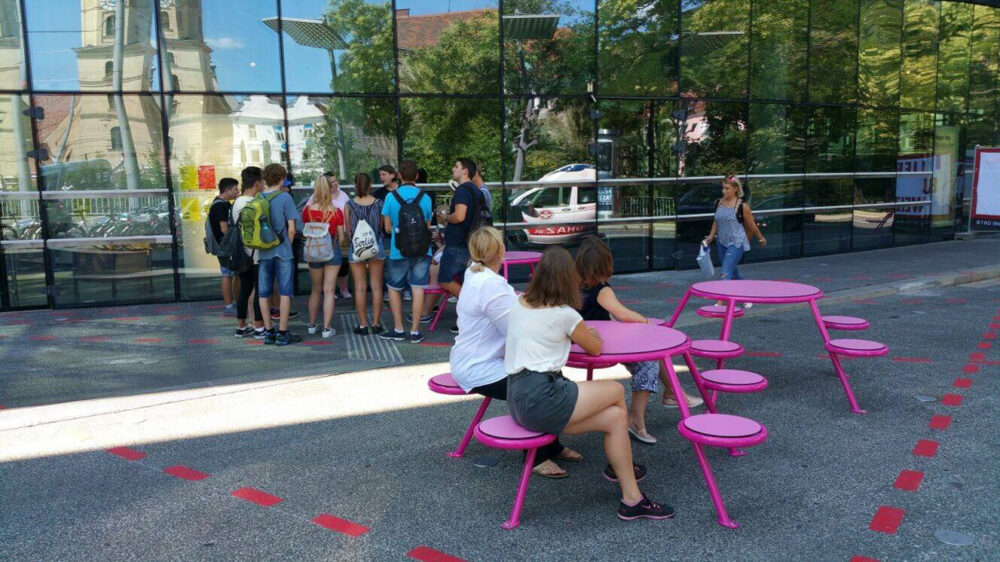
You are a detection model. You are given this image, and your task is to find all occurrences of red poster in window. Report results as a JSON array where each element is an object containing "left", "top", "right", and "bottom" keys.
[{"left": 198, "top": 165, "right": 216, "bottom": 190}]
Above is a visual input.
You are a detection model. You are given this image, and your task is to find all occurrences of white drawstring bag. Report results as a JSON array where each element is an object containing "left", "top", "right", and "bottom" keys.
[
  {"left": 303, "top": 222, "right": 335, "bottom": 263},
  {"left": 696, "top": 242, "right": 715, "bottom": 278}
]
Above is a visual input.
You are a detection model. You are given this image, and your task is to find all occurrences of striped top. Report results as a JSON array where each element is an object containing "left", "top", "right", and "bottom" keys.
[
  {"left": 347, "top": 198, "right": 384, "bottom": 243},
  {"left": 715, "top": 200, "right": 750, "bottom": 251}
]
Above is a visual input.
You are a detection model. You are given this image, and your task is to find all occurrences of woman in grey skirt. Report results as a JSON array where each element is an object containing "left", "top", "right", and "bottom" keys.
[{"left": 504, "top": 247, "right": 674, "bottom": 521}]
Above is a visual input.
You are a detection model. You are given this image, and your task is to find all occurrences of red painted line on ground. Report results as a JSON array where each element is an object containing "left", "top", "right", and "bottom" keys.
[
  {"left": 107, "top": 447, "right": 145, "bottom": 461},
  {"left": 962, "top": 364, "right": 979, "bottom": 374},
  {"left": 163, "top": 465, "right": 211, "bottom": 481},
  {"left": 311, "top": 514, "right": 370, "bottom": 537},
  {"left": 80, "top": 336, "right": 110, "bottom": 343},
  {"left": 112, "top": 317, "right": 143, "bottom": 322},
  {"left": 231, "top": 487, "right": 283, "bottom": 507},
  {"left": 853, "top": 299, "right": 876, "bottom": 305},
  {"left": 869, "top": 507, "right": 905, "bottom": 534},
  {"left": 953, "top": 378, "right": 973, "bottom": 389},
  {"left": 204, "top": 305, "right": 223, "bottom": 310},
  {"left": 134, "top": 337, "right": 163, "bottom": 343},
  {"left": 891, "top": 357, "right": 932, "bottom": 363},
  {"left": 893, "top": 470, "right": 924, "bottom": 492},
  {"left": 167, "top": 315, "right": 194, "bottom": 321},
  {"left": 302, "top": 341, "right": 333, "bottom": 346},
  {"left": 973, "top": 359, "right": 1000, "bottom": 365},
  {"left": 913, "top": 440, "right": 939, "bottom": 458},
  {"left": 977, "top": 342, "right": 991, "bottom": 350},
  {"left": 746, "top": 351, "right": 783, "bottom": 357},
  {"left": 420, "top": 342, "right": 451, "bottom": 347},
  {"left": 30, "top": 335, "right": 56, "bottom": 341},
  {"left": 245, "top": 340, "right": 264, "bottom": 346},
  {"left": 993, "top": 315, "right": 1000, "bottom": 322},
  {"left": 900, "top": 299, "right": 924, "bottom": 305},
  {"left": 929, "top": 415, "right": 952, "bottom": 430},
  {"left": 188, "top": 339, "right": 218, "bottom": 345},
  {"left": 942, "top": 394, "right": 963, "bottom": 406},
  {"left": 850, "top": 557, "right": 880, "bottom": 562},
  {"left": 407, "top": 546, "right": 466, "bottom": 562},
  {"left": 990, "top": 323, "right": 1000, "bottom": 330},
  {"left": 983, "top": 332, "right": 997, "bottom": 340},
  {"left": 944, "top": 298, "right": 968, "bottom": 304},
  {"left": 888, "top": 273, "right": 911, "bottom": 279},
  {"left": 969, "top": 352, "right": 986, "bottom": 361},
  {"left": 849, "top": 275, "right": 874, "bottom": 281},
  {"left": 5, "top": 320, "right": 32, "bottom": 325}
]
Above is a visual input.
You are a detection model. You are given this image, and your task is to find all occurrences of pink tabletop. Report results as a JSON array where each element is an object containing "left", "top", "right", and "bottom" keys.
[
  {"left": 504, "top": 251, "right": 543, "bottom": 263},
  {"left": 570, "top": 320, "right": 689, "bottom": 362},
  {"left": 691, "top": 280, "right": 822, "bottom": 303}
]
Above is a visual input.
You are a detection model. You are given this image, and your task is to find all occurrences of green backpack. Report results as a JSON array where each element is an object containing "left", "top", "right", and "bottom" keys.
[{"left": 239, "top": 191, "right": 283, "bottom": 251}]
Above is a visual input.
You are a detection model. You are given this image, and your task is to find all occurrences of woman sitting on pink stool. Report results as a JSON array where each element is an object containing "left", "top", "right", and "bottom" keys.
[
  {"left": 505, "top": 247, "right": 673, "bottom": 520},
  {"left": 449, "top": 227, "right": 582, "bottom": 478}
]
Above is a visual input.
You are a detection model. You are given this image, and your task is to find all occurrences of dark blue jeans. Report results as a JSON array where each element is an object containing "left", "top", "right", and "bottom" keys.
[{"left": 716, "top": 242, "right": 745, "bottom": 280}]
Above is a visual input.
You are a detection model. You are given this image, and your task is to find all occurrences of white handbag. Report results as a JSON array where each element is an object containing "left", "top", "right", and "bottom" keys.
[{"left": 696, "top": 242, "right": 715, "bottom": 278}]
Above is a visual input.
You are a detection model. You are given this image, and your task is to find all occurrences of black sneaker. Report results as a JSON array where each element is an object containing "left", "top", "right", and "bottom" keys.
[
  {"left": 370, "top": 324, "right": 384, "bottom": 335},
  {"left": 275, "top": 331, "right": 302, "bottom": 346},
  {"left": 263, "top": 329, "right": 277, "bottom": 345},
  {"left": 287, "top": 310, "right": 300, "bottom": 320},
  {"left": 603, "top": 463, "right": 647, "bottom": 483},
  {"left": 407, "top": 313, "right": 434, "bottom": 324},
  {"left": 449, "top": 325, "right": 459, "bottom": 334},
  {"left": 353, "top": 326, "right": 370, "bottom": 336},
  {"left": 234, "top": 326, "right": 255, "bottom": 338},
  {"left": 409, "top": 332, "right": 424, "bottom": 344},
  {"left": 253, "top": 328, "right": 267, "bottom": 340},
  {"left": 617, "top": 495, "right": 675, "bottom": 521},
  {"left": 379, "top": 329, "right": 406, "bottom": 341}
]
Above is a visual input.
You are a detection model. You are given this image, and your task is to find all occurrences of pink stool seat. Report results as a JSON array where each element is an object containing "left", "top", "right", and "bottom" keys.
[
  {"left": 699, "top": 369, "right": 768, "bottom": 393},
  {"left": 678, "top": 414, "right": 768, "bottom": 449},
  {"left": 477, "top": 416, "right": 554, "bottom": 444},
  {"left": 696, "top": 305, "right": 745, "bottom": 319},
  {"left": 428, "top": 373, "right": 466, "bottom": 395},
  {"left": 690, "top": 339, "right": 745, "bottom": 359},
  {"left": 822, "top": 315, "right": 870, "bottom": 331},
  {"left": 825, "top": 338, "right": 888, "bottom": 357}
]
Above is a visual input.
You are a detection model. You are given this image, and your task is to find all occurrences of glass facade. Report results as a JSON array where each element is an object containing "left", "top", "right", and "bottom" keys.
[{"left": 0, "top": 0, "right": 998, "bottom": 309}]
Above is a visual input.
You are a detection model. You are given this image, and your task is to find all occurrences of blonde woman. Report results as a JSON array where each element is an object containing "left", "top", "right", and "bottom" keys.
[
  {"left": 302, "top": 174, "right": 346, "bottom": 337},
  {"left": 449, "top": 227, "right": 582, "bottom": 478},
  {"left": 703, "top": 176, "right": 766, "bottom": 283}
]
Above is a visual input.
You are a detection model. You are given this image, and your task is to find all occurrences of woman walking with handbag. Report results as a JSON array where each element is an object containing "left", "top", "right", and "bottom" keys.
[
  {"left": 302, "top": 175, "right": 345, "bottom": 338},
  {"left": 344, "top": 173, "right": 386, "bottom": 335}
]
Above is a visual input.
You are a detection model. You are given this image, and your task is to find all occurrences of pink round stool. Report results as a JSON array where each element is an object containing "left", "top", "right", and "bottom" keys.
[
  {"left": 427, "top": 373, "right": 493, "bottom": 458},
  {"left": 690, "top": 339, "right": 745, "bottom": 359},
  {"left": 428, "top": 373, "right": 465, "bottom": 395},
  {"left": 825, "top": 338, "right": 888, "bottom": 357},
  {"left": 822, "top": 315, "right": 870, "bottom": 331},
  {"left": 696, "top": 305, "right": 745, "bottom": 319},
  {"left": 473, "top": 416, "right": 557, "bottom": 529},
  {"left": 698, "top": 369, "right": 768, "bottom": 393}
]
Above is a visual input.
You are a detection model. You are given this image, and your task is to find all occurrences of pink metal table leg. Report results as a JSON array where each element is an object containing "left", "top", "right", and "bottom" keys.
[
  {"left": 448, "top": 397, "right": 493, "bottom": 458},
  {"left": 682, "top": 353, "right": 745, "bottom": 457},
  {"left": 808, "top": 300, "right": 866, "bottom": 414},
  {"left": 429, "top": 298, "right": 449, "bottom": 332},
  {"left": 587, "top": 365, "right": 594, "bottom": 381},
  {"left": 503, "top": 263, "right": 509, "bottom": 280},
  {"left": 715, "top": 299, "right": 738, "bottom": 370},
  {"left": 502, "top": 447, "right": 538, "bottom": 529},
  {"left": 666, "top": 290, "right": 693, "bottom": 327}
]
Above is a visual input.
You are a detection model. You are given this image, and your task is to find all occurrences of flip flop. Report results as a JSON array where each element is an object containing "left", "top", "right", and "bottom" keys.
[
  {"left": 532, "top": 461, "right": 568, "bottom": 479},
  {"left": 556, "top": 448, "right": 584, "bottom": 463}
]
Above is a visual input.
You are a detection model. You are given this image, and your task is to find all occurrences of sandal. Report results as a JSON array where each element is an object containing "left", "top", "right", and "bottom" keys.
[
  {"left": 556, "top": 448, "right": 584, "bottom": 463},
  {"left": 531, "top": 460, "right": 568, "bottom": 479}
]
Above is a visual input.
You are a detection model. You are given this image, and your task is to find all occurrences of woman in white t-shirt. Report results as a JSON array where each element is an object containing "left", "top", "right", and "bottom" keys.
[
  {"left": 505, "top": 247, "right": 673, "bottom": 521},
  {"left": 449, "top": 227, "right": 580, "bottom": 478}
]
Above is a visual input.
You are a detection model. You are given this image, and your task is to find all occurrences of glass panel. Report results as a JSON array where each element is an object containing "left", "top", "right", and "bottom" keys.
[
  {"left": 808, "top": 0, "right": 859, "bottom": 104},
  {"left": 504, "top": 0, "right": 593, "bottom": 96},
  {"left": 678, "top": 101, "right": 747, "bottom": 176},
  {"left": 856, "top": 108, "right": 899, "bottom": 172},
  {"left": 853, "top": 178, "right": 895, "bottom": 250},
  {"left": 599, "top": 222, "right": 650, "bottom": 273},
  {"left": 0, "top": 0, "right": 27, "bottom": 90},
  {"left": 396, "top": 1, "right": 500, "bottom": 94},
  {"left": 25, "top": 0, "right": 159, "bottom": 91},
  {"left": 279, "top": 0, "right": 395, "bottom": 94},
  {"left": 858, "top": 0, "right": 902, "bottom": 108},
  {"left": 48, "top": 239, "right": 174, "bottom": 307},
  {"left": 802, "top": 178, "right": 851, "bottom": 255},
  {"left": 680, "top": 0, "right": 749, "bottom": 99},
  {"left": 899, "top": 0, "right": 938, "bottom": 110},
  {"left": 675, "top": 179, "right": 718, "bottom": 265},
  {"left": 401, "top": 97, "right": 500, "bottom": 183},
  {"left": 749, "top": 0, "right": 808, "bottom": 102},
  {"left": 598, "top": 0, "right": 678, "bottom": 97},
  {"left": 805, "top": 105, "right": 856, "bottom": 173},
  {"left": 896, "top": 110, "right": 933, "bottom": 242},
  {"left": 160, "top": 0, "right": 282, "bottom": 93},
  {"left": 743, "top": 179, "right": 803, "bottom": 262},
  {"left": 748, "top": 103, "right": 805, "bottom": 174},
  {"left": 504, "top": 96, "right": 589, "bottom": 184},
  {"left": 169, "top": 94, "right": 284, "bottom": 299},
  {"left": 935, "top": 2, "right": 973, "bottom": 114},
  {"left": 932, "top": 112, "right": 960, "bottom": 237},
  {"left": 968, "top": 5, "right": 1000, "bottom": 115},
  {"left": 1, "top": 93, "right": 44, "bottom": 307}
]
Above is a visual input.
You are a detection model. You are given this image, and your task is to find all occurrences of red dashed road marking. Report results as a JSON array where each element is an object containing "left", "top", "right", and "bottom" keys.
[
  {"left": 80, "top": 336, "right": 110, "bottom": 343},
  {"left": 301, "top": 341, "right": 333, "bottom": 346},
  {"left": 231, "top": 487, "right": 283, "bottom": 507},
  {"left": 107, "top": 447, "right": 146, "bottom": 461},
  {"left": 112, "top": 317, "right": 143, "bottom": 322},
  {"left": 944, "top": 298, "right": 968, "bottom": 304},
  {"left": 746, "top": 351, "right": 783, "bottom": 357},
  {"left": 246, "top": 340, "right": 264, "bottom": 346},
  {"left": 983, "top": 332, "right": 997, "bottom": 340},
  {"left": 977, "top": 342, "right": 991, "bottom": 350},
  {"left": 30, "top": 335, "right": 56, "bottom": 341},
  {"left": 900, "top": 298, "right": 924, "bottom": 305},
  {"left": 962, "top": 364, "right": 979, "bottom": 374},
  {"left": 942, "top": 394, "right": 963, "bottom": 406},
  {"left": 893, "top": 470, "right": 924, "bottom": 492},
  {"left": 850, "top": 556, "right": 880, "bottom": 562},
  {"left": 188, "top": 339, "right": 218, "bottom": 345},
  {"left": 849, "top": 275, "right": 874, "bottom": 281},
  {"left": 134, "top": 337, "right": 163, "bottom": 343},
  {"left": 311, "top": 514, "right": 370, "bottom": 537},
  {"left": 913, "top": 440, "right": 939, "bottom": 458},
  {"left": 929, "top": 415, "right": 952, "bottom": 430},
  {"left": 969, "top": 352, "right": 986, "bottom": 361},
  {"left": 163, "top": 465, "right": 211, "bottom": 481},
  {"left": 869, "top": 507, "right": 905, "bottom": 534},
  {"left": 420, "top": 342, "right": 451, "bottom": 347},
  {"left": 990, "top": 323, "right": 1000, "bottom": 330},
  {"left": 853, "top": 299, "right": 876, "bottom": 305},
  {"left": 953, "top": 378, "right": 973, "bottom": 389},
  {"left": 167, "top": 315, "right": 194, "bottom": 321},
  {"left": 407, "top": 546, "right": 466, "bottom": 562},
  {"left": 891, "top": 357, "right": 932, "bottom": 363}
]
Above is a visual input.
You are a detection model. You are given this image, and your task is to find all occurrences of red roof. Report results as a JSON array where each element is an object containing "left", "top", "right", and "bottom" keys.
[{"left": 396, "top": 9, "right": 493, "bottom": 50}]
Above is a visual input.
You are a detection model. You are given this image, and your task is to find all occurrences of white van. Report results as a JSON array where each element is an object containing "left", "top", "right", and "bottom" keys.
[{"left": 510, "top": 164, "right": 597, "bottom": 245}]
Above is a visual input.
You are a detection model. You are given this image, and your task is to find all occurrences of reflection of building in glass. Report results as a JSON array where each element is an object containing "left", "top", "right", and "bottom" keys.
[{"left": 230, "top": 95, "right": 284, "bottom": 169}]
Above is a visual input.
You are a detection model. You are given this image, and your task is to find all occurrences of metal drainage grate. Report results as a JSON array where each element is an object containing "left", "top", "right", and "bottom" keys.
[{"left": 340, "top": 313, "right": 403, "bottom": 364}]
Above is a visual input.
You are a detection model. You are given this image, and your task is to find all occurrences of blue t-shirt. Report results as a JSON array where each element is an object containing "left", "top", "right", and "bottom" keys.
[
  {"left": 478, "top": 185, "right": 492, "bottom": 209},
  {"left": 444, "top": 182, "right": 480, "bottom": 248},
  {"left": 381, "top": 184, "right": 433, "bottom": 260},
  {"left": 257, "top": 189, "right": 302, "bottom": 261}
]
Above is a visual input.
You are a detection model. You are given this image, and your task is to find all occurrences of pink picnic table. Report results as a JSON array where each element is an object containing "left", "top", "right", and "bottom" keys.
[
  {"left": 666, "top": 279, "right": 869, "bottom": 413},
  {"left": 568, "top": 320, "right": 769, "bottom": 528},
  {"left": 502, "top": 251, "right": 542, "bottom": 280}
]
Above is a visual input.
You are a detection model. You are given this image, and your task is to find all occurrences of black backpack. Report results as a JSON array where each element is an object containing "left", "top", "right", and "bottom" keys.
[
  {"left": 465, "top": 184, "right": 493, "bottom": 235},
  {"left": 392, "top": 189, "right": 431, "bottom": 258},
  {"left": 217, "top": 225, "right": 252, "bottom": 274}
]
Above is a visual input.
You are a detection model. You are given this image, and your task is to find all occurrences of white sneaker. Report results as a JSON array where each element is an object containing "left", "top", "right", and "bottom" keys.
[
  {"left": 742, "top": 302, "right": 753, "bottom": 309},
  {"left": 322, "top": 327, "right": 335, "bottom": 338},
  {"left": 448, "top": 296, "right": 457, "bottom": 303},
  {"left": 342, "top": 290, "right": 352, "bottom": 300},
  {"left": 307, "top": 324, "right": 317, "bottom": 335},
  {"left": 403, "top": 291, "right": 412, "bottom": 301}
]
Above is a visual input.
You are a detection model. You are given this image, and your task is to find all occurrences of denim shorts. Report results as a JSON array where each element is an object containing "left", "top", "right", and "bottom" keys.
[
  {"left": 385, "top": 255, "right": 431, "bottom": 291},
  {"left": 258, "top": 256, "right": 295, "bottom": 297},
  {"left": 438, "top": 246, "right": 470, "bottom": 285},
  {"left": 218, "top": 257, "right": 237, "bottom": 278},
  {"left": 348, "top": 239, "right": 386, "bottom": 264},
  {"left": 307, "top": 245, "right": 342, "bottom": 269}
]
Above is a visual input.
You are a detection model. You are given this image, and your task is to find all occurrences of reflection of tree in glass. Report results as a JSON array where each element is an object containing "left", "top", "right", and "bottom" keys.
[
  {"left": 323, "top": 0, "right": 395, "bottom": 94},
  {"left": 598, "top": 0, "right": 679, "bottom": 97}
]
